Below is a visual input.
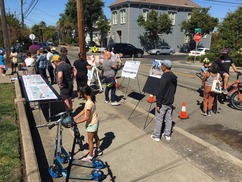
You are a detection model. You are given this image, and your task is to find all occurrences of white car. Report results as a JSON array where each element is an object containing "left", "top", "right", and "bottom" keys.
[
  {"left": 188, "top": 48, "right": 210, "bottom": 56},
  {"left": 148, "top": 46, "right": 175, "bottom": 55}
]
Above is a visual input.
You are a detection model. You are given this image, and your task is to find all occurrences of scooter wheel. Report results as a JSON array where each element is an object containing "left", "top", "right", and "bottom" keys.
[
  {"left": 92, "top": 159, "right": 105, "bottom": 169},
  {"left": 48, "top": 165, "right": 61, "bottom": 178},
  {"left": 91, "top": 169, "right": 104, "bottom": 181},
  {"left": 57, "top": 153, "right": 68, "bottom": 164}
]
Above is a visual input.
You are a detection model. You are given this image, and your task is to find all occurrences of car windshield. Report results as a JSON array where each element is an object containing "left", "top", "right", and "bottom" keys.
[{"left": 197, "top": 48, "right": 204, "bottom": 51}]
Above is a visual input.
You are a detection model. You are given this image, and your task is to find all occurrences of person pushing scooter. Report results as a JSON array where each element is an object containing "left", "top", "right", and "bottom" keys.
[{"left": 73, "top": 85, "right": 103, "bottom": 162}]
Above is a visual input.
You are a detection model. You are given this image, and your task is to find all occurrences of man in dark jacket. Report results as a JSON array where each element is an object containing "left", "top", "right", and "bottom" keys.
[
  {"left": 60, "top": 47, "right": 71, "bottom": 65},
  {"left": 151, "top": 60, "right": 177, "bottom": 141}
]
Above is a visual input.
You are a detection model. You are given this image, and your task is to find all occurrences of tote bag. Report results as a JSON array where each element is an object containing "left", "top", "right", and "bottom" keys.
[{"left": 211, "top": 74, "right": 222, "bottom": 94}]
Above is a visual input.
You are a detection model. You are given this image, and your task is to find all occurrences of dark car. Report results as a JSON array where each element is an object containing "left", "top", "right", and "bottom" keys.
[
  {"left": 37, "top": 42, "right": 49, "bottom": 52},
  {"left": 107, "top": 43, "right": 144, "bottom": 58}
]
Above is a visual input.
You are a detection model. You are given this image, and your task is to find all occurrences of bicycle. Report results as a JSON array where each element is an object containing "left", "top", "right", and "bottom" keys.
[{"left": 220, "top": 72, "right": 242, "bottom": 110}]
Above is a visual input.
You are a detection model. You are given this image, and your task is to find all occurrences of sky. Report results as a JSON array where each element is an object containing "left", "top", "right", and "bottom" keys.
[{"left": 3, "top": 0, "right": 241, "bottom": 27}]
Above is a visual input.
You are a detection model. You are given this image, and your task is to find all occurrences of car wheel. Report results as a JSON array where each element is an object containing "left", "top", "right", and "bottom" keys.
[
  {"left": 136, "top": 52, "right": 142, "bottom": 58},
  {"left": 169, "top": 51, "right": 174, "bottom": 55},
  {"left": 156, "top": 51, "right": 160, "bottom": 55}
]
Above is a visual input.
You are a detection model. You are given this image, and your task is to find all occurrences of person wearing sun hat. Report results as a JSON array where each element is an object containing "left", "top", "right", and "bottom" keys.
[
  {"left": 151, "top": 60, "right": 177, "bottom": 142},
  {"left": 52, "top": 55, "right": 74, "bottom": 111}
]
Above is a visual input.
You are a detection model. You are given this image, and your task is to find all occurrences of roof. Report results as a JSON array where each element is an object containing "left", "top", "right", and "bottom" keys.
[{"left": 110, "top": 0, "right": 201, "bottom": 8}]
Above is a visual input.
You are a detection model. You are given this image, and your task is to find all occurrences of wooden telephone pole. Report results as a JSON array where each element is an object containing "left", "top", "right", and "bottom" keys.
[
  {"left": 76, "top": 0, "right": 86, "bottom": 59},
  {"left": 0, "top": 0, "right": 10, "bottom": 64},
  {"left": 20, "top": 0, "right": 24, "bottom": 27}
]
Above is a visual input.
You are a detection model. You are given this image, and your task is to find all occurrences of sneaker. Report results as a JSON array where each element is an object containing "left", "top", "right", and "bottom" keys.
[
  {"left": 207, "top": 110, "right": 211, "bottom": 116},
  {"left": 81, "top": 155, "right": 93, "bottom": 162},
  {"left": 104, "top": 100, "right": 109, "bottom": 104},
  {"left": 111, "top": 101, "right": 120, "bottom": 106},
  {"left": 223, "top": 89, "right": 228, "bottom": 95},
  {"left": 150, "top": 135, "right": 160, "bottom": 142},
  {"left": 93, "top": 148, "right": 103, "bottom": 156},
  {"left": 161, "top": 133, "right": 171, "bottom": 141},
  {"left": 201, "top": 111, "right": 207, "bottom": 116}
]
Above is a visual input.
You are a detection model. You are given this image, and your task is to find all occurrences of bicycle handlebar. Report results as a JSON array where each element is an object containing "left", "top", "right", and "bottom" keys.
[
  {"left": 236, "top": 71, "right": 242, "bottom": 79},
  {"left": 49, "top": 111, "right": 70, "bottom": 119}
]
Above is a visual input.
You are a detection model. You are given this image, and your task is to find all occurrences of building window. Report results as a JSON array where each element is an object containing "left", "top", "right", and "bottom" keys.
[
  {"left": 120, "top": 9, "right": 126, "bottom": 24},
  {"left": 187, "top": 13, "right": 191, "bottom": 20},
  {"left": 184, "top": 35, "right": 190, "bottom": 43},
  {"left": 143, "top": 9, "right": 149, "bottom": 21},
  {"left": 112, "top": 11, "right": 118, "bottom": 25},
  {"left": 168, "top": 12, "right": 176, "bottom": 25}
]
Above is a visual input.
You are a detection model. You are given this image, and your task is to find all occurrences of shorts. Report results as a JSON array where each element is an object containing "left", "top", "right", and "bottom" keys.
[
  {"left": 60, "top": 84, "right": 73, "bottom": 100},
  {"left": 86, "top": 122, "right": 99, "bottom": 133},
  {"left": 76, "top": 74, "right": 88, "bottom": 91},
  {"left": 219, "top": 71, "right": 229, "bottom": 76}
]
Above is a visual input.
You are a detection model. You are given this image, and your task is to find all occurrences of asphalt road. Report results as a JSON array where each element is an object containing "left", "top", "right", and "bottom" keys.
[{"left": 66, "top": 48, "right": 242, "bottom": 161}]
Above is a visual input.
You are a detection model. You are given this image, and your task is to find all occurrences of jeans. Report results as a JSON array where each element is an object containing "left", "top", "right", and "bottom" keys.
[
  {"left": 104, "top": 77, "right": 116, "bottom": 102},
  {"left": 153, "top": 105, "right": 173, "bottom": 138},
  {"left": 48, "top": 66, "right": 55, "bottom": 83},
  {"left": 39, "top": 68, "right": 48, "bottom": 82}
]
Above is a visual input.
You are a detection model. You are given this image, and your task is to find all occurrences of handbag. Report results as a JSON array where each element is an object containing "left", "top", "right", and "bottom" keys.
[{"left": 211, "top": 74, "right": 222, "bottom": 94}]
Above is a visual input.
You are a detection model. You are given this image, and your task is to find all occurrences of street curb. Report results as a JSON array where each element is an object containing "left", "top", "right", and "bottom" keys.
[
  {"left": 15, "top": 81, "right": 41, "bottom": 182},
  {"left": 119, "top": 89, "right": 242, "bottom": 168}
]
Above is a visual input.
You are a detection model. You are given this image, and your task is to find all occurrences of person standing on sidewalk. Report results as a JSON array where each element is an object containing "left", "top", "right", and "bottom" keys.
[
  {"left": 24, "top": 52, "right": 35, "bottom": 75},
  {"left": 46, "top": 48, "right": 55, "bottom": 84},
  {"left": 73, "top": 53, "right": 91, "bottom": 99},
  {"left": 73, "top": 85, "right": 102, "bottom": 162},
  {"left": 36, "top": 48, "right": 48, "bottom": 81},
  {"left": 52, "top": 55, "right": 73, "bottom": 111},
  {"left": 102, "top": 51, "right": 120, "bottom": 106},
  {"left": 60, "top": 47, "right": 71, "bottom": 65},
  {"left": 0, "top": 50, "right": 6, "bottom": 76},
  {"left": 151, "top": 60, "right": 177, "bottom": 141},
  {"left": 10, "top": 47, "right": 18, "bottom": 75}
]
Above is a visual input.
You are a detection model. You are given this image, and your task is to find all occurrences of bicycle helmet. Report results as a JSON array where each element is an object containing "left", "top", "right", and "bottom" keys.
[
  {"left": 62, "top": 115, "right": 74, "bottom": 128},
  {"left": 203, "top": 58, "right": 210, "bottom": 64},
  {"left": 221, "top": 48, "right": 229, "bottom": 54}
]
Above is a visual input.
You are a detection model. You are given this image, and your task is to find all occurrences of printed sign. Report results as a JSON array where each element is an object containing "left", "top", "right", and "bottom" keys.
[
  {"left": 121, "top": 61, "right": 141, "bottom": 79},
  {"left": 149, "top": 60, "right": 163, "bottom": 78},
  {"left": 22, "top": 75, "right": 58, "bottom": 101}
]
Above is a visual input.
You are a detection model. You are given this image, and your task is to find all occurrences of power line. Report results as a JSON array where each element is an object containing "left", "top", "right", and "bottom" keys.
[
  {"left": 193, "top": 0, "right": 240, "bottom": 7},
  {"left": 25, "top": 0, "right": 39, "bottom": 18},
  {"left": 205, "top": 0, "right": 242, "bottom": 5}
]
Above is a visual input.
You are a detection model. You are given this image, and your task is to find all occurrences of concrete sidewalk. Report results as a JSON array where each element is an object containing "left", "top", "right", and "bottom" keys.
[{"left": 32, "top": 83, "right": 215, "bottom": 182}]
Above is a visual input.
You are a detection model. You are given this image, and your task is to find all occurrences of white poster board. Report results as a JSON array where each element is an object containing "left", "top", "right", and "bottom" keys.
[
  {"left": 149, "top": 60, "right": 163, "bottom": 78},
  {"left": 22, "top": 75, "right": 58, "bottom": 101},
  {"left": 121, "top": 61, "right": 141, "bottom": 79}
]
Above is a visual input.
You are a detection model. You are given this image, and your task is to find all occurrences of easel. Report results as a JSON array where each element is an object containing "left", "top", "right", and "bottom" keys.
[{"left": 87, "top": 56, "right": 103, "bottom": 92}]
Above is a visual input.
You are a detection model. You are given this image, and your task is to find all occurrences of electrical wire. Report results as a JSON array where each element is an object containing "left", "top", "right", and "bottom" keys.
[{"left": 25, "top": 0, "right": 39, "bottom": 18}]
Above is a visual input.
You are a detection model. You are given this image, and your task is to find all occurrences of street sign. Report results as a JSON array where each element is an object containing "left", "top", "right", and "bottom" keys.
[
  {"left": 195, "top": 28, "right": 201, "bottom": 34},
  {"left": 92, "top": 46, "right": 98, "bottom": 53},
  {"left": 29, "top": 34, "right": 35, "bottom": 40},
  {"left": 194, "top": 33, "right": 202, "bottom": 42}
]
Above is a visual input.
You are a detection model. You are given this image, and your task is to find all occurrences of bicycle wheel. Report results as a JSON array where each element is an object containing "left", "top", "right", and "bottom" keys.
[{"left": 230, "top": 90, "right": 242, "bottom": 110}]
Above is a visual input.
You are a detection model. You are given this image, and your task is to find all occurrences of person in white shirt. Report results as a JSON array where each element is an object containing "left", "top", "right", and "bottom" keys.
[
  {"left": 46, "top": 47, "right": 55, "bottom": 84},
  {"left": 24, "top": 52, "right": 35, "bottom": 75}
]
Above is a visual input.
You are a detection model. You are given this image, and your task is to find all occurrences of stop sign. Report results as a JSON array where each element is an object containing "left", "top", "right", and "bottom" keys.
[{"left": 194, "top": 33, "right": 202, "bottom": 42}]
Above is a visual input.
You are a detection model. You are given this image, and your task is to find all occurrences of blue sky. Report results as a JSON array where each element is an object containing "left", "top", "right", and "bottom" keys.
[{"left": 4, "top": 0, "right": 241, "bottom": 27}]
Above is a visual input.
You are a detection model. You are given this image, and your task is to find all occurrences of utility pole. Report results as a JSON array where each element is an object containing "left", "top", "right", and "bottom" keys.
[
  {"left": 76, "top": 0, "right": 86, "bottom": 59},
  {"left": 20, "top": 0, "right": 24, "bottom": 27},
  {"left": 0, "top": 0, "right": 10, "bottom": 64}
]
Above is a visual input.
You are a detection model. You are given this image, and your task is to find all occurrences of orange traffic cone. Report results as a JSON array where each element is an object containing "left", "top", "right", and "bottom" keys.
[
  {"left": 148, "top": 95, "right": 155, "bottom": 103},
  {"left": 178, "top": 102, "right": 189, "bottom": 119},
  {"left": 115, "top": 77, "right": 118, "bottom": 88}
]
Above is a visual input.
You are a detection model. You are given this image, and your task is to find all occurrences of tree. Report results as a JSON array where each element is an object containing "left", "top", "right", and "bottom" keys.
[
  {"left": 181, "top": 8, "right": 218, "bottom": 49},
  {"left": 96, "top": 13, "right": 110, "bottom": 46},
  {"left": 137, "top": 11, "right": 173, "bottom": 50},
  {"left": 57, "top": 0, "right": 104, "bottom": 43}
]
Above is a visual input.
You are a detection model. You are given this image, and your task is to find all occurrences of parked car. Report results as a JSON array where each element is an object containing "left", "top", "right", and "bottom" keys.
[
  {"left": 0, "top": 48, "right": 6, "bottom": 54},
  {"left": 37, "top": 42, "right": 49, "bottom": 52},
  {"left": 148, "top": 46, "right": 175, "bottom": 55},
  {"left": 107, "top": 43, "right": 144, "bottom": 58},
  {"left": 188, "top": 48, "right": 210, "bottom": 57}
]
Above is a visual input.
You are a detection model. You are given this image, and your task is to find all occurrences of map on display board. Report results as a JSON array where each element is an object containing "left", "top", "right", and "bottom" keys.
[
  {"left": 22, "top": 75, "right": 58, "bottom": 101},
  {"left": 149, "top": 60, "right": 163, "bottom": 78},
  {"left": 121, "top": 61, "right": 141, "bottom": 79}
]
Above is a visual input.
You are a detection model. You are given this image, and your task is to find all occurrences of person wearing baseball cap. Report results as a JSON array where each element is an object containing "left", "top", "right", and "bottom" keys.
[
  {"left": 52, "top": 55, "right": 74, "bottom": 111},
  {"left": 215, "top": 48, "right": 240, "bottom": 94},
  {"left": 60, "top": 47, "right": 71, "bottom": 65},
  {"left": 151, "top": 59, "right": 177, "bottom": 142}
]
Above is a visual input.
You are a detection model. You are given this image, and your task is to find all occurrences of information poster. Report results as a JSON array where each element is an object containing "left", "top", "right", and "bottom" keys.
[
  {"left": 22, "top": 75, "right": 58, "bottom": 101},
  {"left": 149, "top": 60, "right": 163, "bottom": 78},
  {"left": 121, "top": 61, "right": 141, "bottom": 79}
]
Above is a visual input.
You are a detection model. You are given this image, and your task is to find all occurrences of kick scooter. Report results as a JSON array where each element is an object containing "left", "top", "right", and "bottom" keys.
[{"left": 46, "top": 111, "right": 104, "bottom": 181}]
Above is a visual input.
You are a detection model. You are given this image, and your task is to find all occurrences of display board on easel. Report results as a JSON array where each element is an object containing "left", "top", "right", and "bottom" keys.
[{"left": 121, "top": 61, "right": 141, "bottom": 79}]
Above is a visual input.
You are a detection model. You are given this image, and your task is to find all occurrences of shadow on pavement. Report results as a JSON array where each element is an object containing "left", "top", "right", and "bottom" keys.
[{"left": 100, "top": 132, "right": 116, "bottom": 152}]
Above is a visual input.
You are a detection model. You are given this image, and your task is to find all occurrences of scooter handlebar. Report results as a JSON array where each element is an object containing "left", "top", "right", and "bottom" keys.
[{"left": 49, "top": 111, "right": 69, "bottom": 119}]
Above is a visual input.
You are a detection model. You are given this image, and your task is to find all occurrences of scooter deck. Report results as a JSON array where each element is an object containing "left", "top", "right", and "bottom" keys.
[
  {"left": 72, "top": 159, "right": 94, "bottom": 167},
  {"left": 69, "top": 172, "right": 93, "bottom": 180}
]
